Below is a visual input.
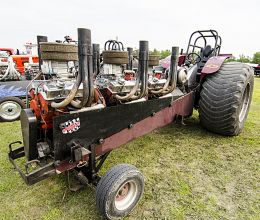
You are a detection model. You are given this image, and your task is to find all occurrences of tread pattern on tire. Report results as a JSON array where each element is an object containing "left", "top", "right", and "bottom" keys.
[
  {"left": 95, "top": 164, "right": 143, "bottom": 218},
  {"left": 199, "top": 62, "right": 254, "bottom": 136}
]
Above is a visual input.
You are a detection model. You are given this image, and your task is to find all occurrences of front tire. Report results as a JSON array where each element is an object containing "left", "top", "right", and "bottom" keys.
[
  {"left": 199, "top": 62, "right": 254, "bottom": 136},
  {"left": 96, "top": 164, "right": 144, "bottom": 219}
]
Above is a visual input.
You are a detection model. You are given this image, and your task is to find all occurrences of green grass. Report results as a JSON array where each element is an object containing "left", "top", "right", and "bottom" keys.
[{"left": 0, "top": 78, "right": 260, "bottom": 220}]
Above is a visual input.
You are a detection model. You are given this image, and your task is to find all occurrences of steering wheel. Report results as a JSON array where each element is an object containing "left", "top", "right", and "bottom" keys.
[{"left": 186, "top": 52, "right": 201, "bottom": 65}]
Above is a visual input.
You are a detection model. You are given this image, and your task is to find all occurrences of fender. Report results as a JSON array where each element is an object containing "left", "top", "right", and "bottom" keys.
[{"left": 201, "top": 55, "right": 230, "bottom": 80}]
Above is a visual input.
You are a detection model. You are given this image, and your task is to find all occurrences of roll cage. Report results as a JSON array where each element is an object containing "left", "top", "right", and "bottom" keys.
[{"left": 186, "top": 30, "right": 222, "bottom": 56}]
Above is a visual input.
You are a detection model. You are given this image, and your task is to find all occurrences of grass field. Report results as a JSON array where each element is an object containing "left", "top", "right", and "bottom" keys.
[{"left": 0, "top": 78, "right": 259, "bottom": 220}]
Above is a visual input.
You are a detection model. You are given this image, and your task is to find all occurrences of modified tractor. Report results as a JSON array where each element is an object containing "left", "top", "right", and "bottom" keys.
[{"left": 8, "top": 29, "right": 254, "bottom": 219}]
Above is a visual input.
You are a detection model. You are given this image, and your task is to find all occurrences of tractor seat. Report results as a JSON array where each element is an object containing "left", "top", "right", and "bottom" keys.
[
  {"left": 202, "top": 45, "right": 213, "bottom": 57},
  {"left": 197, "top": 45, "right": 214, "bottom": 73}
]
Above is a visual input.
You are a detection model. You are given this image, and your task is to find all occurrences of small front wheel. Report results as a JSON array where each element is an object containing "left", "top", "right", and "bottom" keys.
[{"left": 96, "top": 164, "right": 144, "bottom": 219}]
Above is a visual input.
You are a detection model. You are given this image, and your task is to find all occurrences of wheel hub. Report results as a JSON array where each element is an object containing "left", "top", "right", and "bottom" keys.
[
  {"left": 239, "top": 83, "right": 250, "bottom": 122},
  {"left": 116, "top": 183, "right": 130, "bottom": 201},
  {"left": 0, "top": 101, "right": 21, "bottom": 121},
  {"left": 114, "top": 181, "right": 138, "bottom": 211}
]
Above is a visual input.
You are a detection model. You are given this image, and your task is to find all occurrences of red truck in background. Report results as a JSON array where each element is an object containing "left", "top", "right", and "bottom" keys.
[{"left": 0, "top": 48, "right": 38, "bottom": 74}]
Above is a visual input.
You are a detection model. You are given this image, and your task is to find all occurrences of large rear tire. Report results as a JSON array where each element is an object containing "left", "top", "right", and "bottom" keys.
[{"left": 199, "top": 62, "right": 254, "bottom": 136}]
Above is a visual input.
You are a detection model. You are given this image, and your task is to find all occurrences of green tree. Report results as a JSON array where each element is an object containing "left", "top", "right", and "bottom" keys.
[
  {"left": 252, "top": 52, "right": 260, "bottom": 64},
  {"left": 160, "top": 50, "right": 171, "bottom": 59},
  {"left": 237, "top": 54, "right": 251, "bottom": 63},
  {"left": 150, "top": 48, "right": 160, "bottom": 56},
  {"left": 226, "top": 56, "right": 237, "bottom": 62}
]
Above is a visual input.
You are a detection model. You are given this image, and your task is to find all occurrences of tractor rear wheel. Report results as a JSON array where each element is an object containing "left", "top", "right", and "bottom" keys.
[
  {"left": 96, "top": 164, "right": 144, "bottom": 219},
  {"left": 199, "top": 62, "right": 254, "bottom": 136}
]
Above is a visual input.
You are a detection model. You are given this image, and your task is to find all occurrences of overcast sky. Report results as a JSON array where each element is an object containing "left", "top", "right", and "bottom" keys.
[{"left": 1, "top": 0, "right": 259, "bottom": 57}]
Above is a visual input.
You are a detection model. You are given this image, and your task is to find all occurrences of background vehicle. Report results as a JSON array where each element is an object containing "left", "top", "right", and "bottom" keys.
[
  {"left": 253, "top": 64, "right": 260, "bottom": 76},
  {"left": 0, "top": 49, "right": 36, "bottom": 121},
  {"left": 0, "top": 47, "right": 39, "bottom": 74},
  {"left": 0, "top": 81, "right": 28, "bottom": 121},
  {"left": 8, "top": 29, "right": 254, "bottom": 219}
]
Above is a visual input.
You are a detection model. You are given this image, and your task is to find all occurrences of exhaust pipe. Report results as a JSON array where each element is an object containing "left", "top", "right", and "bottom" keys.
[
  {"left": 127, "top": 47, "right": 133, "bottom": 70},
  {"left": 150, "top": 46, "right": 179, "bottom": 95},
  {"left": 37, "top": 35, "right": 48, "bottom": 71},
  {"left": 115, "top": 41, "right": 148, "bottom": 101},
  {"left": 167, "top": 46, "right": 179, "bottom": 92},
  {"left": 78, "top": 28, "right": 94, "bottom": 107},
  {"left": 137, "top": 41, "right": 149, "bottom": 98},
  {"left": 52, "top": 28, "right": 94, "bottom": 109},
  {"left": 92, "top": 43, "right": 100, "bottom": 77}
]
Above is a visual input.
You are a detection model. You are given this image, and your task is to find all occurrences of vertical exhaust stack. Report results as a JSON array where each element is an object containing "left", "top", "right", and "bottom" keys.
[
  {"left": 114, "top": 41, "right": 149, "bottom": 101},
  {"left": 127, "top": 47, "right": 133, "bottom": 70},
  {"left": 78, "top": 28, "right": 94, "bottom": 107},
  {"left": 169, "top": 46, "right": 179, "bottom": 91},
  {"left": 150, "top": 46, "right": 179, "bottom": 95},
  {"left": 37, "top": 35, "right": 48, "bottom": 71},
  {"left": 138, "top": 41, "right": 149, "bottom": 98},
  {"left": 92, "top": 43, "right": 100, "bottom": 77}
]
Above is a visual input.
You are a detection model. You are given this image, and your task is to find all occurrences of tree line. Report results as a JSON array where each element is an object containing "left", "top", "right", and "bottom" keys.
[
  {"left": 135, "top": 49, "right": 260, "bottom": 64},
  {"left": 227, "top": 52, "right": 260, "bottom": 64}
]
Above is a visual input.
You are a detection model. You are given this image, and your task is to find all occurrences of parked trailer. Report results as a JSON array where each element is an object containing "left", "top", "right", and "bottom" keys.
[{"left": 8, "top": 29, "right": 254, "bottom": 219}]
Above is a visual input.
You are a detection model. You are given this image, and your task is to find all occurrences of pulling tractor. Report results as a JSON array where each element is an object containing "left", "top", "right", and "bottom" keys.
[{"left": 8, "top": 28, "right": 254, "bottom": 219}]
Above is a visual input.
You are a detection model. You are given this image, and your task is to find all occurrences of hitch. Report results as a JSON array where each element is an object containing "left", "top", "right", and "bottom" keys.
[{"left": 8, "top": 141, "right": 56, "bottom": 185}]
